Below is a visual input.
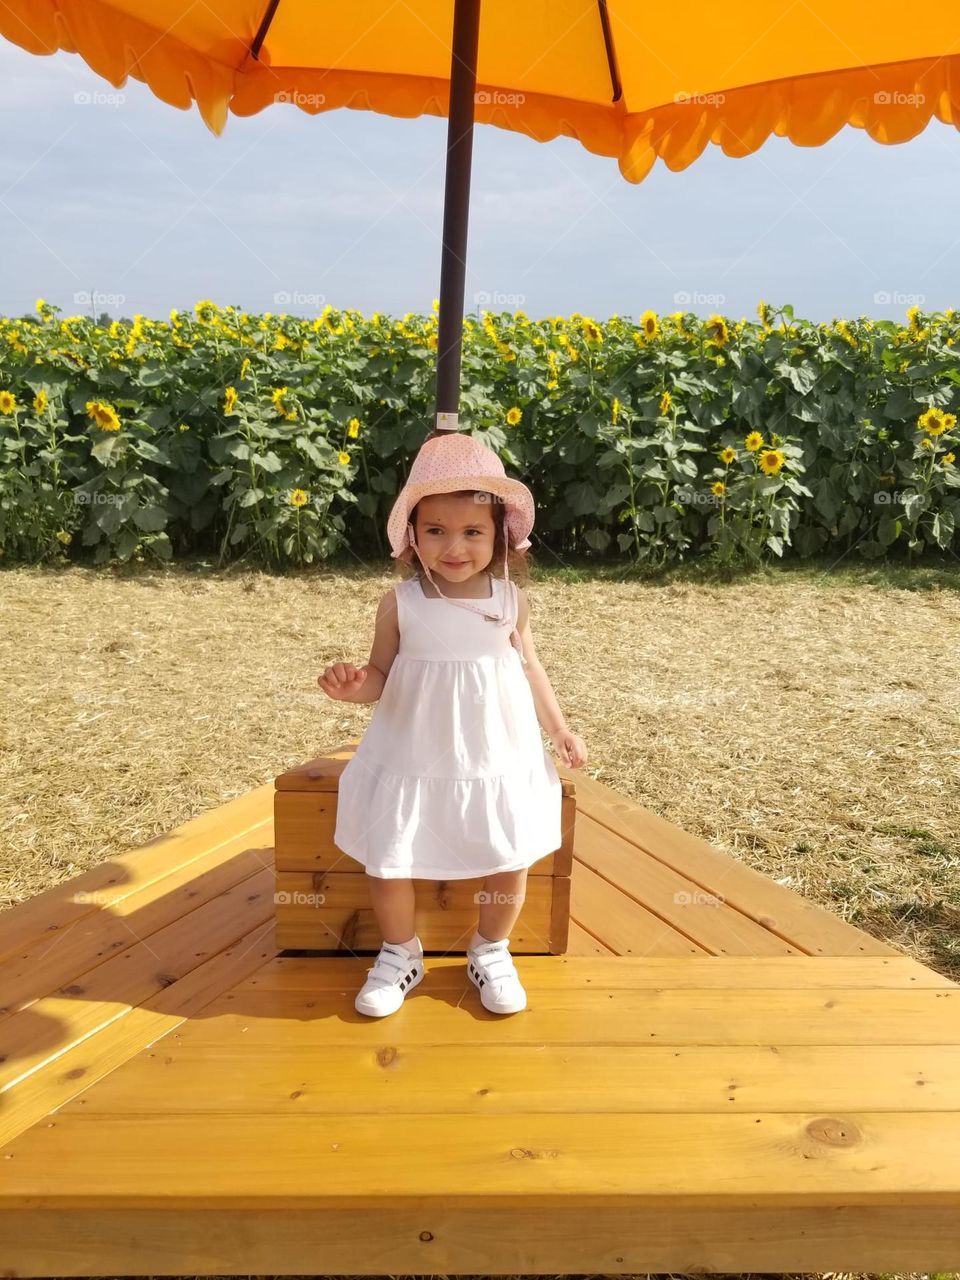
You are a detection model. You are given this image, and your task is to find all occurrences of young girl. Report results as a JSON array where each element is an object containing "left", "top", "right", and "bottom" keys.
[{"left": 318, "top": 430, "right": 587, "bottom": 1019}]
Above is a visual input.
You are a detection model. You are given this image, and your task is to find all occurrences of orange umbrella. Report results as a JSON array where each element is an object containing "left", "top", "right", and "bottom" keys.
[{"left": 3, "top": 1, "right": 959, "bottom": 432}]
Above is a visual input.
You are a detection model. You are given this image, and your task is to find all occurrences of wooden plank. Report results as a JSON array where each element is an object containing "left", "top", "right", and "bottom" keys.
[
  {"left": 570, "top": 860, "right": 709, "bottom": 954},
  {"left": 0, "top": 867, "right": 276, "bottom": 1106},
  {"left": 2, "top": 835, "right": 273, "bottom": 1018},
  {"left": 171, "top": 985, "right": 960, "bottom": 1046},
  {"left": 0, "top": 783, "right": 274, "bottom": 964},
  {"left": 55, "top": 1042, "right": 960, "bottom": 1114},
  {"left": 572, "top": 770, "right": 902, "bottom": 957},
  {"left": 2, "top": 1111, "right": 959, "bottom": 1209},
  {"left": 0, "top": 919, "right": 276, "bottom": 1149},
  {"left": 237, "top": 954, "right": 958, "bottom": 990},
  {"left": 565, "top": 918, "right": 615, "bottom": 955},
  {"left": 574, "top": 812, "right": 802, "bottom": 954},
  {"left": 275, "top": 871, "right": 556, "bottom": 952},
  {"left": 2, "top": 1204, "right": 959, "bottom": 1275}
]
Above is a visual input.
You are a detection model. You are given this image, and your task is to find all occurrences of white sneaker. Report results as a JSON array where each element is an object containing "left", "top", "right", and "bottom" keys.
[
  {"left": 466, "top": 937, "right": 527, "bottom": 1014},
  {"left": 355, "top": 941, "right": 424, "bottom": 1017}
]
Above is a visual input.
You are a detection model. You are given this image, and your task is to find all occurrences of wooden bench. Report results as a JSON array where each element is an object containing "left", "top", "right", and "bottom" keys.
[{"left": 273, "top": 740, "right": 577, "bottom": 953}]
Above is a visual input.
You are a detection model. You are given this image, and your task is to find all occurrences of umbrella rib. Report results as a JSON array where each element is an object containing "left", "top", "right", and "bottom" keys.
[
  {"left": 250, "top": 0, "right": 282, "bottom": 61},
  {"left": 596, "top": 0, "right": 623, "bottom": 103}
]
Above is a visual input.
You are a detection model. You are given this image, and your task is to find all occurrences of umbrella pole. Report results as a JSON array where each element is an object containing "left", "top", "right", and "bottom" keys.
[{"left": 433, "top": 0, "right": 481, "bottom": 435}]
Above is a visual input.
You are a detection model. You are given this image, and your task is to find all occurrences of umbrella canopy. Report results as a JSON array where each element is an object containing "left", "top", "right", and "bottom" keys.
[{"left": 3, "top": 1, "right": 959, "bottom": 430}]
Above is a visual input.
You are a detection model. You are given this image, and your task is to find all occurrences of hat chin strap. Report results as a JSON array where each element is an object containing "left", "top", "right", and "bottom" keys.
[{"left": 407, "top": 514, "right": 527, "bottom": 666}]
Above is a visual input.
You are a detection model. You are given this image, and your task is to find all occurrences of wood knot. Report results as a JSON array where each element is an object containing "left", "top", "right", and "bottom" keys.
[
  {"left": 376, "top": 1046, "right": 400, "bottom": 1067},
  {"left": 419, "top": 1230, "right": 434, "bottom": 1242},
  {"left": 805, "top": 1117, "right": 861, "bottom": 1147},
  {"left": 510, "top": 1147, "right": 558, "bottom": 1160}
]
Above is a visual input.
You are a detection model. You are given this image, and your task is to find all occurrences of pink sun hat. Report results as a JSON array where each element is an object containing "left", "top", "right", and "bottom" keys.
[{"left": 386, "top": 430, "right": 535, "bottom": 662}]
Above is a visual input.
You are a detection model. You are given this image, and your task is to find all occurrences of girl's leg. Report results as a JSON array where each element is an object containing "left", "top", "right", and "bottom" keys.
[
  {"left": 476, "top": 868, "right": 527, "bottom": 941},
  {"left": 364, "top": 872, "right": 417, "bottom": 944}
]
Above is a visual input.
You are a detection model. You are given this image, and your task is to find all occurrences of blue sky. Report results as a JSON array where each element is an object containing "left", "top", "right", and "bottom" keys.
[{"left": 1, "top": 35, "right": 958, "bottom": 327}]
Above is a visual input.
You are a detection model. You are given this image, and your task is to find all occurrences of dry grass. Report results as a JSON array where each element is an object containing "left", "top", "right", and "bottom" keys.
[
  {"left": 2, "top": 556, "right": 958, "bottom": 980},
  {"left": 1, "top": 558, "right": 959, "bottom": 1280}
]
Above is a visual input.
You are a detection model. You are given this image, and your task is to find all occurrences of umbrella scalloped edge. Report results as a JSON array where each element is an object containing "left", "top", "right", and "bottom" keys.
[{"left": 2, "top": 0, "right": 960, "bottom": 183}]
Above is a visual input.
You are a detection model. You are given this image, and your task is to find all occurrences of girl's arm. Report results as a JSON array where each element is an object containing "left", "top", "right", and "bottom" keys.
[{"left": 515, "top": 589, "right": 567, "bottom": 735}]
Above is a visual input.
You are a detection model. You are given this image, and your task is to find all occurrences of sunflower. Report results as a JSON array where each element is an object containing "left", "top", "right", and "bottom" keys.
[
  {"left": 338, "top": 451, "right": 351, "bottom": 465},
  {"left": 942, "top": 452, "right": 955, "bottom": 466},
  {"left": 33, "top": 390, "right": 48, "bottom": 414},
  {"left": 920, "top": 437, "right": 935, "bottom": 450},
  {"left": 757, "top": 299, "right": 771, "bottom": 329},
  {"left": 582, "top": 319, "right": 603, "bottom": 344},
  {"left": 85, "top": 399, "right": 120, "bottom": 431},
  {"left": 640, "top": 310, "right": 660, "bottom": 341},
  {"left": 347, "top": 418, "right": 361, "bottom": 438},
  {"left": 706, "top": 314, "right": 730, "bottom": 346},
  {"left": 0, "top": 390, "right": 17, "bottom": 415},
  {"left": 223, "top": 386, "right": 238, "bottom": 414},
  {"left": 918, "top": 407, "right": 950, "bottom": 436},
  {"left": 744, "top": 431, "right": 764, "bottom": 452},
  {"left": 719, "top": 446, "right": 736, "bottom": 465},
  {"left": 195, "top": 299, "right": 219, "bottom": 324},
  {"left": 759, "top": 449, "right": 786, "bottom": 475},
  {"left": 505, "top": 406, "right": 522, "bottom": 426},
  {"left": 290, "top": 489, "right": 309, "bottom": 507},
  {"left": 178, "top": 423, "right": 190, "bottom": 432},
  {"left": 611, "top": 398, "right": 620, "bottom": 426},
  {"left": 239, "top": 357, "right": 251, "bottom": 380},
  {"left": 659, "top": 390, "right": 672, "bottom": 416},
  {"left": 711, "top": 481, "right": 726, "bottom": 498}
]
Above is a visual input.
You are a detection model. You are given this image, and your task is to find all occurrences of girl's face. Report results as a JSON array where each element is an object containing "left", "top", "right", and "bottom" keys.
[{"left": 414, "top": 493, "right": 497, "bottom": 581}]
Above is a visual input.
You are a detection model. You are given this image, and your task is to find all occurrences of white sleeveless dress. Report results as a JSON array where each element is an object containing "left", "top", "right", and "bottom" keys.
[{"left": 333, "top": 573, "right": 563, "bottom": 879}]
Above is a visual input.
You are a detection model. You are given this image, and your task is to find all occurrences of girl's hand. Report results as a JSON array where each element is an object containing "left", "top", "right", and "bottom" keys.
[
  {"left": 318, "top": 662, "right": 368, "bottom": 701},
  {"left": 551, "top": 728, "right": 587, "bottom": 768}
]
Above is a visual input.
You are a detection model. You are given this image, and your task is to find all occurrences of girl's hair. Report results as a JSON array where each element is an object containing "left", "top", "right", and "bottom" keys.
[{"left": 393, "top": 492, "right": 532, "bottom": 587}]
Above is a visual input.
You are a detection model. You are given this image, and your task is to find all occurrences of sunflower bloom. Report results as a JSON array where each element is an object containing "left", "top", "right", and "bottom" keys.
[
  {"left": 757, "top": 299, "right": 771, "bottom": 330},
  {"left": 239, "top": 357, "right": 251, "bottom": 380},
  {"left": 33, "top": 390, "right": 48, "bottom": 414},
  {"left": 719, "top": 446, "right": 736, "bottom": 465},
  {"left": 55, "top": 529, "right": 72, "bottom": 545},
  {"left": 711, "top": 481, "right": 726, "bottom": 498},
  {"left": 707, "top": 314, "right": 730, "bottom": 346},
  {"left": 85, "top": 399, "right": 120, "bottom": 431},
  {"left": 338, "top": 451, "right": 351, "bottom": 465},
  {"left": 918, "top": 407, "right": 949, "bottom": 436},
  {"left": 347, "top": 418, "right": 361, "bottom": 438},
  {"left": 505, "top": 406, "right": 522, "bottom": 426},
  {"left": 611, "top": 398, "right": 620, "bottom": 426},
  {"left": 744, "top": 431, "right": 764, "bottom": 452},
  {"left": 582, "top": 319, "right": 603, "bottom": 344},
  {"left": 195, "top": 299, "right": 218, "bottom": 324},
  {"left": 223, "top": 386, "right": 238, "bottom": 414},
  {"left": 659, "top": 390, "right": 672, "bottom": 416},
  {"left": 942, "top": 452, "right": 955, "bottom": 466},
  {"left": 640, "top": 310, "right": 659, "bottom": 340},
  {"left": 920, "top": 437, "right": 935, "bottom": 450},
  {"left": 0, "top": 390, "right": 17, "bottom": 415},
  {"left": 290, "top": 489, "right": 309, "bottom": 507},
  {"left": 759, "top": 449, "right": 786, "bottom": 475}
]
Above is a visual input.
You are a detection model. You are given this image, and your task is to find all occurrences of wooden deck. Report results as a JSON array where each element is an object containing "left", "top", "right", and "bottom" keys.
[{"left": 1, "top": 753, "right": 958, "bottom": 1276}]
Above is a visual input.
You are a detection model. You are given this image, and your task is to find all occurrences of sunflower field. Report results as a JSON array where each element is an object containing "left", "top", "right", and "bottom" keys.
[{"left": 1, "top": 297, "right": 958, "bottom": 570}]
